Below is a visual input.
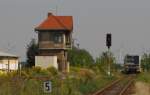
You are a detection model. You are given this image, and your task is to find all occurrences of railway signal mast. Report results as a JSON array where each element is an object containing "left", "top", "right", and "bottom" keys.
[{"left": 106, "top": 33, "right": 112, "bottom": 76}]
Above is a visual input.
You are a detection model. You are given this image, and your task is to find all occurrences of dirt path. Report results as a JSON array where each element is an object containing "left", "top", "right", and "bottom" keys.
[{"left": 132, "top": 82, "right": 150, "bottom": 95}]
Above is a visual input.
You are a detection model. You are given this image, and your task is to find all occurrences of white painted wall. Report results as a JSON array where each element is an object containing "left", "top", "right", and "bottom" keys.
[
  {"left": 35, "top": 56, "right": 58, "bottom": 69},
  {"left": 0, "top": 58, "right": 18, "bottom": 71}
]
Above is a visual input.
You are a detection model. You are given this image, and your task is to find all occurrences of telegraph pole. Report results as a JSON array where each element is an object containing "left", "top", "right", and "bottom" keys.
[{"left": 106, "top": 33, "right": 112, "bottom": 76}]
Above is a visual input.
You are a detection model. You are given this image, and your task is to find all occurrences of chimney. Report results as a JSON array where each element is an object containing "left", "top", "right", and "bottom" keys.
[{"left": 48, "top": 12, "right": 53, "bottom": 17}]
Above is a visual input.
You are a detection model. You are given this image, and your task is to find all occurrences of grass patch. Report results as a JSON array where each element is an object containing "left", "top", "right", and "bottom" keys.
[
  {"left": 0, "top": 67, "right": 119, "bottom": 95},
  {"left": 79, "top": 75, "right": 115, "bottom": 95},
  {"left": 136, "top": 72, "right": 150, "bottom": 83}
]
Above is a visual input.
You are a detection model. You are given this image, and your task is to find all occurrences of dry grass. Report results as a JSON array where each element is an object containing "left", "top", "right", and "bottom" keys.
[{"left": 0, "top": 67, "right": 117, "bottom": 95}]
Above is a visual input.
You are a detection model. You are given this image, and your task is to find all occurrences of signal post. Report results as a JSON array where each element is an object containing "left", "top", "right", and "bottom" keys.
[{"left": 106, "top": 33, "right": 112, "bottom": 76}]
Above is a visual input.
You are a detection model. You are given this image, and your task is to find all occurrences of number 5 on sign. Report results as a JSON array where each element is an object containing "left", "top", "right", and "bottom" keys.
[{"left": 43, "top": 81, "right": 52, "bottom": 93}]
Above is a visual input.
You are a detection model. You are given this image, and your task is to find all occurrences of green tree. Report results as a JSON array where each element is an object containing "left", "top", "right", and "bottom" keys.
[
  {"left": 26, "top": 39, "right": 38, "bottom": 67},
  {"left": 141, "top": 53, "right": 150, "bottom": 72},
  {"left": 68, "top": 47, "right": 94, "bottom": 68}
]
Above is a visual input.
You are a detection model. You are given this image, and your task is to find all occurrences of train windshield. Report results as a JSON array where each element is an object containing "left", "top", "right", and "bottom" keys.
[{"left": 125, "top": 56, "right": 139, "bottom": 64}]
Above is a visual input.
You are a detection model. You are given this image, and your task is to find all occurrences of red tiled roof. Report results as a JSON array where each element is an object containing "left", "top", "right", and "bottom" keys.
[{"left": 35, "top": 13, "right": 73, "bottom": 31}]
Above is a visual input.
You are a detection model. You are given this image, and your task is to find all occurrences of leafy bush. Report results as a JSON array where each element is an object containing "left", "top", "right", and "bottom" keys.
[
  {"left": 47, "top": 67, "right": 58, "bottom": 75},
  {"left": 32, "top": 66, "right": 42, "bottom": 73},
  {"left": 68, "top": 47, "right": 94, "bottom": 67},
  {"left": 78, "top": 69, "right": 95, "bottom": 83}
]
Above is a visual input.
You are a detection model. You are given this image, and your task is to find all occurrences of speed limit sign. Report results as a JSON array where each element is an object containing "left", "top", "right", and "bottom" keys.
[{"left": 43, "top": 81, "right": 52, "bottom": 93}]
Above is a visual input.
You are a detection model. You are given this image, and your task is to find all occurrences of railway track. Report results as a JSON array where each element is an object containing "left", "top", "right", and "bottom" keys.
[{"left": 92, "top": 75, "right": 135, "bottom": 95}]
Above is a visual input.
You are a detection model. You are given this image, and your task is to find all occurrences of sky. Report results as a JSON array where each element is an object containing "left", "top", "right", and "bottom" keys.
[{"left": 0, "top": 0, "right": 150, "bottom": 63}]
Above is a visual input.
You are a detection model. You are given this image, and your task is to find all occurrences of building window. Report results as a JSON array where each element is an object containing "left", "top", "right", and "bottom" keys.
[
  {"left": 66, "top": 35, "right": 70, "bottom": 43},
  {"left": 39, "top": 32, "right": 50, "bottom": 41},
  {"left": 54, "top": 33, "right": 63, "bottom": 43}
]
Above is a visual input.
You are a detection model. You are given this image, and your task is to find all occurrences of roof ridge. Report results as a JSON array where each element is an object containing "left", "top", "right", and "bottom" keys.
[
  {"left": 35, "top": 14, "right": 73, "bottom": 31},
  {"left": 0, "top": 51, "right": 18, "bottom": 57},
  {"left": 51, "top": 15, "right": 70, "bottom": 30}
]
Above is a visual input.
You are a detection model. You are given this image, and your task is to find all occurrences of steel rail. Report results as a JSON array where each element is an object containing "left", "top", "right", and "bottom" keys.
[
  {"left": 92, "top": 75, "right": 135, "bottom": 95},
  {"left": 92, "top": 78, "right": 122, "bottom": 95},
  {"left": 119, "top": 78, "right": 134, "bottom": 95}
]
